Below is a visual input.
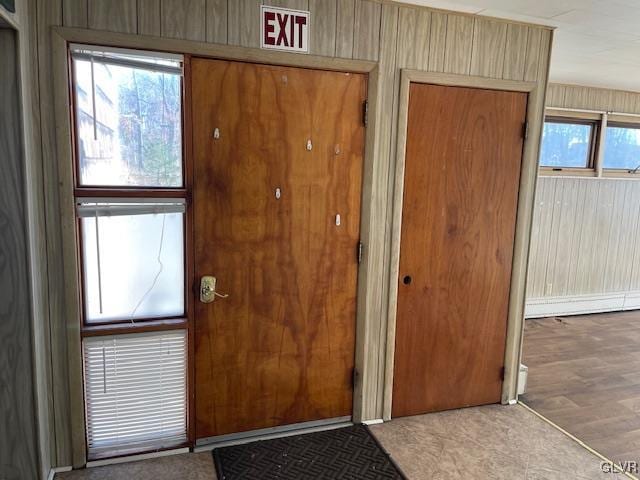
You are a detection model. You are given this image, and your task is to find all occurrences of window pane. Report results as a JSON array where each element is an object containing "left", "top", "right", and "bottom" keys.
[
  {"left": 539, "top": 121, "right": 592, "bottom": 168},
  {"left": 73, "top": 57, "right": 182, "bottom": 187},
  {"left": 81, "top": 208, "right": 184, "bottom": 322},
  {"left": 604, "top": 126, "right": 640, "bottom": 170}
]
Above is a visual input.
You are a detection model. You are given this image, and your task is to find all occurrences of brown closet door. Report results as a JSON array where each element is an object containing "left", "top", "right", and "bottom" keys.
[
  {"left": 392, "top": 83, "right": 527, "bottom": 418},
  {"left": 191, "top": 59, "right": 366, "bottom": 439}
]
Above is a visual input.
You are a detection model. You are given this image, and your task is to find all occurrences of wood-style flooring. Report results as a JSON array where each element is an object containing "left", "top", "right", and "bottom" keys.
[{"left": 522, "top": 311, "right": 640, "bottom": 463}]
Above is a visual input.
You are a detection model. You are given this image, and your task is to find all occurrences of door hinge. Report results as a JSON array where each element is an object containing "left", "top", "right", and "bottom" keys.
[
  {"left": 523, "top": 121, "right": 529, "bottom": 140},
  {"left": 357, "top": 241, "right": 364, "bottom": 264},
  {"left": 363, "top": 101, "right": 369, "bottom": 127},
  {"left": 352, "top": 367, "right": 359, "bottom": 387},
  {"left": 500, "top": 366, "right": 506, "bottom": 381}
]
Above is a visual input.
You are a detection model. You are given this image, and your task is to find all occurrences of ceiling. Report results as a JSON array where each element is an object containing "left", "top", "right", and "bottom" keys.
[{"left": 397, "top": 0, "right": 640, "bottom": 92}]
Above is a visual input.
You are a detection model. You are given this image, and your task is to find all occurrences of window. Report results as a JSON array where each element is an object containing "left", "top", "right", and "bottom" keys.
[
  {"left": 539, "top": 118, "right": 596, "bottom": 169},
  {"left": 70, "top": 45, "right": 188, "bottom": 458},
  {"left": 603, "top": 123, "right": 640, "bottom": 171},
  {"left": 72, "top": 45, "right": 183, "bottom": 187}
]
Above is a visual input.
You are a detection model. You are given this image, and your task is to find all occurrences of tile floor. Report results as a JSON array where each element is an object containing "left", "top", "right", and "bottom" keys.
[{"left": 57, "top": 404, "right": 624, "bottom": 479}]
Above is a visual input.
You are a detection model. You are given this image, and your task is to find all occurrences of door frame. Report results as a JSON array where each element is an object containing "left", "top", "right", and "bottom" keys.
[
  {"left": 382, "top": 69, "right": 546, "bottom": 420},
  {"left": 50, "top": 26, "right": 379, "bottom": 466}
]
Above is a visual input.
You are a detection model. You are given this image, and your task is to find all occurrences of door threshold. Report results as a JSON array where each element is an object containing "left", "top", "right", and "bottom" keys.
[{"left": 194, "top": 416, "right": 352, "bottom": 451}]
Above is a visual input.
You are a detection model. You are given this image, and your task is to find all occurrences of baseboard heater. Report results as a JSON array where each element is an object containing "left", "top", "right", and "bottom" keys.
[{"left": 525, "top": 291, "right": 640, "bottom": 318}]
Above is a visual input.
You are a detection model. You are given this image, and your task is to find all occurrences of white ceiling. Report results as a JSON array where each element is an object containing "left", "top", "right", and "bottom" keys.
[{"left": 397, "top": 0, "right": 640, "bottom": 92}]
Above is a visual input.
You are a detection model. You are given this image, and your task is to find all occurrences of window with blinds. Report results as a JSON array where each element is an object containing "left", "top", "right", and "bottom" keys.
[{"left": 83, "top": 330, "right": 187, "bottom": 456}]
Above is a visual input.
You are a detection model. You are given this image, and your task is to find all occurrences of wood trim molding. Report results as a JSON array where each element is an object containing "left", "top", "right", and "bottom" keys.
[
  {"left": 52, "top": 26, "right": 377, "bottom": 74},
  {"left": 51, "top": 30, "right": 86, "bottom": 468},
  {"left": 382, "top": 68, "right": 547, "bottom": 420}
]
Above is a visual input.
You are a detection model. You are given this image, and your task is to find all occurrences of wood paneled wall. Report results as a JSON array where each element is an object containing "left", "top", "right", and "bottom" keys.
[
  {"left": 547, "top": 83, "right": 640, "bottom": 114},
  {"left": 526, "top": 84, "right": 640, "bottom": 317},
  {"left": 529, "top": 176, "right": 640, "bottom": 298},
  {"left": 28, "top": 0, "right": 552, "bottom": 468},
  {"left": 527, "top": 177, "right": 640, "bottom": 314},
  {"left": 0, "top": 27, "right": 40, "bottom": 480}
]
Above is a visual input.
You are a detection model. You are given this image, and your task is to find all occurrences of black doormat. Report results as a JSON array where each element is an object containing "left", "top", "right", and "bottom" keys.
[{"left": 213, "top": 424, "right": 407, "bottom": 480}]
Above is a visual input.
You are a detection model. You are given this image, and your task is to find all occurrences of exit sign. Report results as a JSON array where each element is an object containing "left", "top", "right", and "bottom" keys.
[{"left": 261, "top": 5, "right": 310, "bottom": 54}]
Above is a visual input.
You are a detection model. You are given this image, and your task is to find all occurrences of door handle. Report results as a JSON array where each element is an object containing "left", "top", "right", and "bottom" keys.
[{"left": 200, "top": 276, "right": 229, "bottom": 303}]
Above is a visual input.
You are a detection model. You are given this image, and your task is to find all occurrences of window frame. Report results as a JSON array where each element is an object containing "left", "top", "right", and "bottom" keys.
[
  {"left": 69, "top": 46, "right": 191, "bottom": 336},
  {"left": 539, "top": 115, "right": 599, "bottom": 173},
  {"left": 601, "top": 120, "right": 640, "bottom": 173},
  {"left": 68, "top": 46, "right": 196, "bottom": 459}
]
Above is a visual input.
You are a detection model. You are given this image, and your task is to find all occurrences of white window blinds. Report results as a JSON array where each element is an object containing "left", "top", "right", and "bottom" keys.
[{"left": 83, "top": 331, "right": 187, "bottom": 455}]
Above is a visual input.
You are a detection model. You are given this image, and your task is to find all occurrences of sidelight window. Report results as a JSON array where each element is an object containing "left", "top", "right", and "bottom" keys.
[{"left": 70, "top": 44, "right": 188, "bottom": 458}]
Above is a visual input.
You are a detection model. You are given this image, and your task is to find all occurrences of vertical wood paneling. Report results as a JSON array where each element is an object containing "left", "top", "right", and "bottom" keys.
[
  {"left": 263, "top": 0, "right": 308, "bottom": 9},
  {"left": 565, "top": 180, "right": 588, "bottom": 295},
  {"left": 396, "top": 7, "right": 430, "bottom": 70},
  {"left": 0, "top": 28, "right": 40, "bottom": 480},
  {"left": 590, "top": 182, "right": 615, "bottom": 293},
  {"left": 574, "top": 181, "right": 600, "bottom": 294},
  {"left": 228, "top": 0, "right": 261, "bottom": 47},
  {"left": 623, "top": 186, "right": 640, "bottom": 290},
  {"left": 88, "top": 0, "right": 136, "bottom": 33},
  {"left": 353, "top": 0, "right": 381, "bottom": 61},
  {"left": 137, "top": 0, "right": 161, "bottom": 36},
  {"left": 443, "top": 15, "right": 473, "bottom": 75},
  {"left": 548, "top": 83, "right": 640, "bottom": 114},
  {"left": 546, "top": 84, "right": 566, "bottom": 107},
  {"left": 335, "top": 0, "right": 355, "bottom": 58},
  {"left": 502, "top": 23, "right": 528, "bottom": 81},
  {"left": 526, "top": 181, "right": 544, "bottom": 297},
  {"left": 605, "top": 182, "right": 630, "bottom": 291},
  {"left": 523, "top": 27, "right": 541, "bottom": 82},
  {"left": 628, "top": 191, "right": 640, "bottom": 290},
  {"left": 161, "top": 0, "right": 206, "bottom": 41},
  {"left": 428, "top": 12, "right": 447, "bottom": 72},
  {"left": 544, "top": 179, "right": 565, "bottom": 296},
  {"left": 18, "top": 0, "right": 56, "bottom": 476},
  {"left": 206, "top": 0, "right": 228, "bottom": 44},
  {"left": 62, "top": 0, "right": 87, "bottom": 28},
  {"left": 528, "top": 178, "right": 640, "bottom": 302},
  {"left": 36, "top": 0, "right": 77, "bottom": 466},
  {"left": 309, "top": 0, "right": 337, "bottom": 57},
  {"left": 470, "top": 18, "right": 507, "bottom": 78},
  {"left": 531, "top": 178, "right": 556, "bottom": 297}
]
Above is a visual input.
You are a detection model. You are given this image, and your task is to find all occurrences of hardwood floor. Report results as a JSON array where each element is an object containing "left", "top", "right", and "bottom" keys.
[{"left": 522, "top": 311, "right": 640, "bottom": 462}]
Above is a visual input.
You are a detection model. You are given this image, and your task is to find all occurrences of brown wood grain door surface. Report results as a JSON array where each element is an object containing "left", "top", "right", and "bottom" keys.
[
  {"left": 191, "top": 59, "right": 366, "bottom": 439},
  {"left": 392, "top": 83, "right": 527, "bottom": 418}
]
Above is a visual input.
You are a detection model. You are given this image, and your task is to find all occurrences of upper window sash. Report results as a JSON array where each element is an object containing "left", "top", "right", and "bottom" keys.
[
  {"left": 70, "top": 44, "right": 185, "bottom": 189},
  {"left": 70, "top": 44, "right": 183, "bottom": 75},
  {"left": 539, "top": 116, "right": 598, "bottom": 170}
]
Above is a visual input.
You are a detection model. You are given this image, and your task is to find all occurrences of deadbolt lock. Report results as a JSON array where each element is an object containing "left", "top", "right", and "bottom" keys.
[{"left": 200, "top": 276, "right": 229, "bottom": 303}]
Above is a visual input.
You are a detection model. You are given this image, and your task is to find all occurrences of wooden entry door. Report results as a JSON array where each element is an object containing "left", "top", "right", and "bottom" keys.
[
  {"left": 191, "top": 59, "right": 366, "bottom": 439},
  {"left": 392, "top": 83, "right": 527, "bottom": 418}
]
